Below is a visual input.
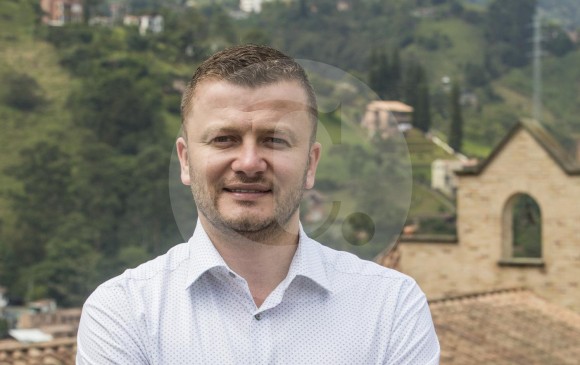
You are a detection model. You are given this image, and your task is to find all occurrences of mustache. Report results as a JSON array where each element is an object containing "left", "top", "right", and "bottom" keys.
[{"left": 222, "top": 174, "right": 272, "bottom": 186}]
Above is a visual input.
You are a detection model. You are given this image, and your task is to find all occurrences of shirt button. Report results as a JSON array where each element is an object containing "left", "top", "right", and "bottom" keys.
[
  {"left": 228, "top": 272, "right": 236, "bottom": 278},
  {"left": 254, "top": 313, "right": 262, "bottom": 320}
]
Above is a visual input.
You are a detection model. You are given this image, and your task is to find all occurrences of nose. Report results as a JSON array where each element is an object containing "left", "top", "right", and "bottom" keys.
[{"left": 231, "top": 142, "right": 267, "bottom": 177}]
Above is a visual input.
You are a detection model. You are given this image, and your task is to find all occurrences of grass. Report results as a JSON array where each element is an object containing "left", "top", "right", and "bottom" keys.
[
  {"left": 409, "top": 182, "right": 455, "bottom": 217},
  {"left": 404, "top": 17, "right": 486, "bottom": 84}
]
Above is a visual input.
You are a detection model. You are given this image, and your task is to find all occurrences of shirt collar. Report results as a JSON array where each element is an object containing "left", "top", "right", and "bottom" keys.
[
  {"left": 287, "top": 225, "right": 333, "bottom": 293},
  {"left": 184, "top": 221, "right": 230, "bottom": 289},
  {"left": 184, "top": 221, "right": 333, "bottom": 293}
]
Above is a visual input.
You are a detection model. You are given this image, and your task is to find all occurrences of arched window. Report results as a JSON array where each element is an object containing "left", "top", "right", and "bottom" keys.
[{"left": 501, "top": 193, "right": 542, "bottom": 263}]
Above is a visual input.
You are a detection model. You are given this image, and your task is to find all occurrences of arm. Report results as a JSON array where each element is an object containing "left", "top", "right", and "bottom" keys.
[
  {"left": 76, "top": 283, "right": 150, "bottom": 365},
  {"left": 385, "top": 279, "right": 440, "bottom": 365}
]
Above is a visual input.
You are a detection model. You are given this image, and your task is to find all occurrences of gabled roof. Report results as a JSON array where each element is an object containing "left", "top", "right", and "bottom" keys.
[
  {"left": 430, "top": 288, "right": 580, "bottom": 365},
  {"left": 457, "top": 118, "right": 580, "bottom": 176},
  {"left": 366, "top": 100, "right": 414, "bottom": 113}
]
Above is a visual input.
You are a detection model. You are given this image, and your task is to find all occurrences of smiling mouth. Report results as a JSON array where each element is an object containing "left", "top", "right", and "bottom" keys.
[{"left": 223, "top": 188, "right": 272, "bottom": 193}]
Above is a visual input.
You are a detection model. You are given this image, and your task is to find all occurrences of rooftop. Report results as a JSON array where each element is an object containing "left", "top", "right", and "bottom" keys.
[
  {"left": 366, "top": 100, "right": 414, "bottom": 113},
  {"left": 430, "top": 288, "right": 580, "bottom": 365},
  {"left": 0, "top": 337, "right": 76, "bottom": 365},
  {"left": 458, "top": 118, "right": 580, "bottom": 176}
]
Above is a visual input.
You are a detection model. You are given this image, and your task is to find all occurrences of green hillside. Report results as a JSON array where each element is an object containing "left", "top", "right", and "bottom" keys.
[
  {"left": 405, "top": 17, "right": 486, "bottom": 83},
  {"left": 0, "top": 0, "right": 78, "bottom": 223}
]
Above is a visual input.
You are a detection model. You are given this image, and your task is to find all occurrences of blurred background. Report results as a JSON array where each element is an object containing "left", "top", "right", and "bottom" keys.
[{"left": 1, "top": 0, "right": 580, "bottom": 363}]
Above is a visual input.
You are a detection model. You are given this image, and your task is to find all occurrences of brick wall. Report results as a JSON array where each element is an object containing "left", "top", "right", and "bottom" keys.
[{"left": 397, "top": 128, "right": 580, "bottom": 312}]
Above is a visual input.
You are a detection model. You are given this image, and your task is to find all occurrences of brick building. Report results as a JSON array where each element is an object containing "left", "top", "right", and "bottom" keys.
[{"left": 378, "top": 118, "right": 580, "bottom": 312}]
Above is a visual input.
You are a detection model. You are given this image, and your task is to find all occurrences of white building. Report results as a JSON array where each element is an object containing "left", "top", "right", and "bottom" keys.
[
  {"left": 139, "top": 15, "right": 164, "bottom": 35},
  {"left": 431, "top": 159, "right": 463, "bottom": 197},
  {"left": 0, "top": 287, "right": 7, "bottom": 311},
  {"left": 240, "top": 0, "right": 272, "bottom": 13},
  {"left": 431, "top": 158, "right": 478, "bottom": 197}
]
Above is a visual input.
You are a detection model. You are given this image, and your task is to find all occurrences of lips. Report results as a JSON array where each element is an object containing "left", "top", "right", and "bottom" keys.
[
  {"left": 226, "top": 189, "right": 269, "bottom": 193},
  {"left": 223, "top": 184, "right": 272, "bottom": 193},
  {"left": 222, "top": 184, "right": 272, "bottom": 202}
]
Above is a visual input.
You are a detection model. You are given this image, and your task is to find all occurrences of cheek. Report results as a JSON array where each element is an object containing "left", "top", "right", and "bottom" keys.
[
  {"left": 192, "top": 153, "right": 231, "bottom": 183},
  {"left": 271, "top": 154, "right": 308, "bottom": 181}
]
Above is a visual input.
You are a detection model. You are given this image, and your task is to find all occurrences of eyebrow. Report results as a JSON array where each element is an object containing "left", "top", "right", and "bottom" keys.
[{"left": 200, "top": 126, "right": 298, "bottom": 143}]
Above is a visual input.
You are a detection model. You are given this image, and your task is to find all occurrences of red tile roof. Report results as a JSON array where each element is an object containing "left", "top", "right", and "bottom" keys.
[
  {"left": 430, "top": 288, "right": 580, "bottom": 365},
  {"left": 0, "top": 338, "right": 75, "bottom": 365}
]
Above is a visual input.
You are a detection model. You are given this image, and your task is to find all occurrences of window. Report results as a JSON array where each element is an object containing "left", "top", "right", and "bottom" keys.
[{"left": 500, "top": 193, "right": 543, "bottom": 266}]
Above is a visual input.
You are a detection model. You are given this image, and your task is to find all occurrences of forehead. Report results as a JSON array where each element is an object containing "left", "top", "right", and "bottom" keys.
[{"left": 186, "top": 79, "right": 311, "bottom": 124}]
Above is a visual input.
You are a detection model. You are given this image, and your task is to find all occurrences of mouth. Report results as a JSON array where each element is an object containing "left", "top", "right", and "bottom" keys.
[{"left": 223, "top": 184, "right": 272, "bottom": 199}]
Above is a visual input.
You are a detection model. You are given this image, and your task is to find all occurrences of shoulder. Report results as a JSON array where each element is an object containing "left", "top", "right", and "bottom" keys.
[
  {"left": 88, "top": 242, "right": 190, "bottom": 304},
  {"left": 317, "top": 243, "right": 415, "bottom": 288},
  {"left": 110, "top": 242, "right": 188, "bottom": 283}
]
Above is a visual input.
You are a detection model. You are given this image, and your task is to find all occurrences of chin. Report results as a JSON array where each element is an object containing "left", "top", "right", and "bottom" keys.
[{"left": 222, "top": 215, "right": 275, "bottom": 232}]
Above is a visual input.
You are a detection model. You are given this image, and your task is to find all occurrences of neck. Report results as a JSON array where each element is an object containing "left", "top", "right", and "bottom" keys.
[{"left": 199, "top": 214, "right": 300, "bottom": 307}]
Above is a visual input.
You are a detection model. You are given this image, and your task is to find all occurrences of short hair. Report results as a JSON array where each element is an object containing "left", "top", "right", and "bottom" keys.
[{"left": 181, "top": 44, "right": 318, "bottom": 144}]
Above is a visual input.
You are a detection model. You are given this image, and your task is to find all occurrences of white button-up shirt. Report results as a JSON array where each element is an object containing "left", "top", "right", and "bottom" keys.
[{"left": 77, "top": 223, "right": 440, "bottom": 364}]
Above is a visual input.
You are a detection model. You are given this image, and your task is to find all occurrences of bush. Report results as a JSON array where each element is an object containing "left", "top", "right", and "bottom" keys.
[
  {"left": 0, "top": 318, "right": 8, "bottom": 339},
  {"left": 3, "top": 73, "right": 45, "bottom": 111}
]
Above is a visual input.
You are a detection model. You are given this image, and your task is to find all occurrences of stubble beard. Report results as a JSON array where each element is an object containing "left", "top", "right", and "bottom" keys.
[{"left": 189, "top": 166, "right": 308, "bottom": 243}]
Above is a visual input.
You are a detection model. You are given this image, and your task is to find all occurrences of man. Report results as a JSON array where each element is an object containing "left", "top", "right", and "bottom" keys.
[{"left": 77, "top": 45, "right": 439, "bottom": 364}]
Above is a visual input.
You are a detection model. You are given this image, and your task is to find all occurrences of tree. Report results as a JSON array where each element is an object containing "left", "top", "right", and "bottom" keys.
[
  {"left": 368, "top": 48, "right": 403, "bottom": 100},
  {"left": 70, "top": 59, "right": 164, "bottom": 154},
  {"left": 30, "top": 214, "right": 101, "bottom": 306},
  {"left": 485, "top": 0, "right": 537, "bottom": 68},
  {"left": 543, "top": 23, "right": 575, "bottom": 57},
  {"left": 414, "top": 82, "right": 431, "bottom": 133},
  {"left": 448, "top": 82, "right": 463, "bottom": 152},
  {"left": 368, "top": 49, "right": 390, "bottom": 99},
  {"left": 3, "top": 72, "right": 45, "bottom": 111},
  {"left": 4, "top": 141, "right": 74, "bottom": 266},
  {"left": 82, "top": 0, "right": 104, "bottom": 23},
  {"left": 368, "top": 49, "right": 381, "bottom": 97},
  {"left": 388, "top": 48, "right": 402, "bottom": 100},
  {"left": 401, "top": 60, "right": 430, "bottom": 132},
  {"left": 3, "top": 140, "right": 75, "bottom": 299}
]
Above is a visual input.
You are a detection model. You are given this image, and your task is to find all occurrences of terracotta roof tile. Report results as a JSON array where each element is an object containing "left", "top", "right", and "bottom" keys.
[
  {"left": 430, "top": 288, "right": 580, "bottom": 365},
  {"left": 0, "top": 338, "right": 75, "bottom": 365}
]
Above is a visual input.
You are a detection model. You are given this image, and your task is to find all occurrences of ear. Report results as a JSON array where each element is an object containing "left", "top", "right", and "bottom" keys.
[
  {"left": 176, "top": 137, "right": 191, "bottom": 185},
  {"left": 304, "top": 142, "right": 321, "bottom": 189}
]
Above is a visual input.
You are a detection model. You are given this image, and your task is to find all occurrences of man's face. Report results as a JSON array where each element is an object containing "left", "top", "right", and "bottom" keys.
[{"left": 176, "top": 80, "right": 321, "bottom": 237}]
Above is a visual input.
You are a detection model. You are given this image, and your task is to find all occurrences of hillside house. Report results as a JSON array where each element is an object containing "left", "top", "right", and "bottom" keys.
[
  {"left": 361, "top": 100, "right": 413, "bottom": 139},
  {"left": 240, "top": 0, "right": 275, "bottom": 13},
  {"left": 40, "top": 0, "right": 83, "bottom": 26}
]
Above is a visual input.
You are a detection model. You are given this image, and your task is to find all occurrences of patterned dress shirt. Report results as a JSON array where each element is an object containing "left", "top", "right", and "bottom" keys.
[{"left": 77, "top": 222, "right": 440, "bottom": 364}]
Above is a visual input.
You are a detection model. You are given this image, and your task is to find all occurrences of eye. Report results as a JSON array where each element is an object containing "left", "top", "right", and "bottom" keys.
[
  {"left": 211, "top": 136, "right": 236, "bottom": 146},
  {"left": 264, "top": 137, "right": 289, "bottom": 147}
]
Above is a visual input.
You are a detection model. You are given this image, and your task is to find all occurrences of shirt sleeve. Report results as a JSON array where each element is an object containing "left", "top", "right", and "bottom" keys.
[
  {"left": 76, "top": 282, "right": 150, "bottom": 365},
  {"left": 384, "top": 279, "right": 440, "bottom": 365}
]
